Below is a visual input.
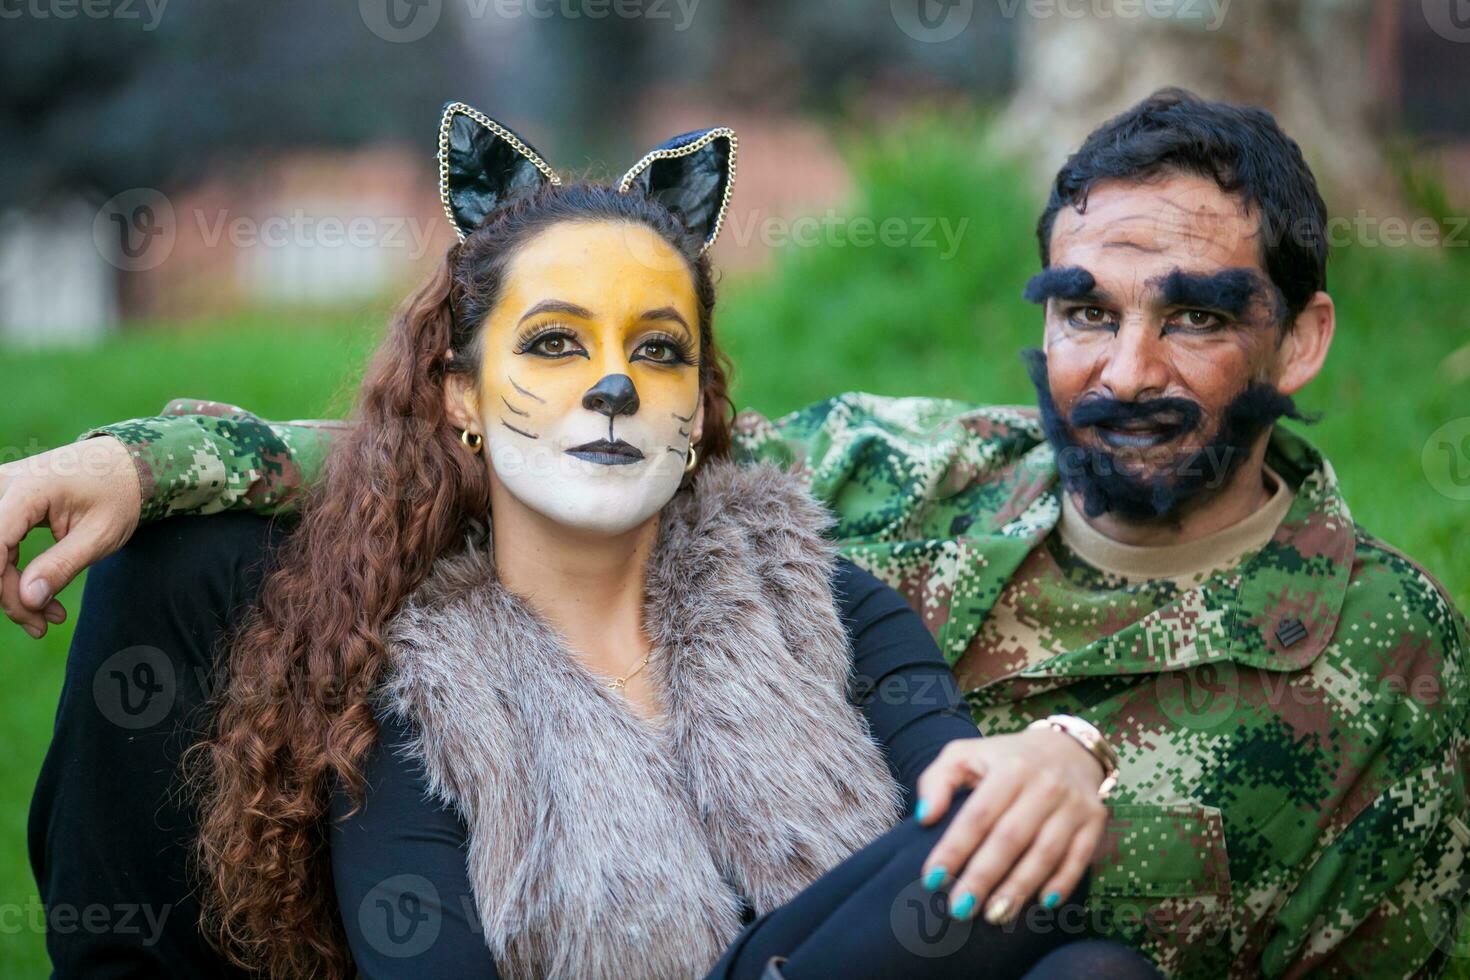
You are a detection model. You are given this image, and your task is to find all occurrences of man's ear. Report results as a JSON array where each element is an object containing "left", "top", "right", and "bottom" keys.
[
  {"left": 1275, "top": 291, "right": 1335, "bottom": 396},
  {"left": 443, "top": 370, "right": 480, "bottom": 433}
]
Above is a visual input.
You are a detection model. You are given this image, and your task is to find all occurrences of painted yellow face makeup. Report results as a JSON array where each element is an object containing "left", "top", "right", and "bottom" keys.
[{"left": 469, "top": 220, "right": 703, "bottom": 534}]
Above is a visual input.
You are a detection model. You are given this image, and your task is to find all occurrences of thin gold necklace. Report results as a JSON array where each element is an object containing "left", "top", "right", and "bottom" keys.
[{"left": 605, "top": 653, "right": 652, "bottom": 691}]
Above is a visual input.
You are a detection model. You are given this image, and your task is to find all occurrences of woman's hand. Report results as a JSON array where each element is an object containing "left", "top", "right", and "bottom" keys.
[
  {"left": 913, "top": 728, "right": 1108, "bottom": 925},
  {"left": 0, "top": 436, "right": 141, "bottom": 638}
]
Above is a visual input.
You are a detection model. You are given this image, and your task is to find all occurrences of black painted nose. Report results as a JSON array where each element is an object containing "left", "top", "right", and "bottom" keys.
[{"left": 582, "top": 373, "right": 640, "bottom": 418}]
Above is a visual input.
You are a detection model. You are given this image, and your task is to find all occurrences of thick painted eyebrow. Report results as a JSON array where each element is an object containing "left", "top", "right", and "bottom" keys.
[
  {"left": 641, "top": 306, "right": 693, "bottom": 341},
  {"left": 1150, "top": 268, "right": 1265, "bottom": 318},
  {"left": 518, "top": 299, "right": 594, "bottom": 325},
  {"left": 1022, "top": 266, "right": 1101, "bottom": 305}
]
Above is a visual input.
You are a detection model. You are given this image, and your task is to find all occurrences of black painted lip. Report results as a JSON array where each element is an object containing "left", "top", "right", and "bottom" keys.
[
  {"left": 1094, "top": 423, "right": 1184, "bottom": 450},
  {"left": 565, "top": 439, "right": 645, "bottom": 466}
]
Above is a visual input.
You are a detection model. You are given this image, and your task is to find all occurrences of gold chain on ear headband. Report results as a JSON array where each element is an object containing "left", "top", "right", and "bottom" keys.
[
  {"left": 618, "top": 127, "right": 739, "bottom": 256},
  {"left": 436, "top": 101, "right": 738, "bottom": 255},
  {"left": 437, "top": 102, "right": 561, "bottom": 243}
]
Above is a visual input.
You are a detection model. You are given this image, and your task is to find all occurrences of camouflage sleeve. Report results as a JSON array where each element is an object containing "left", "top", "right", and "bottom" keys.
[
  {"left": 78, "top": 399, "right": 350, "bottom": 523},
  {"left": 1263, "top": 730, "right": 1470, "bottom": 977},
  {"left": 1263, "top": 607, "right": 1470, "bottom": 978}
]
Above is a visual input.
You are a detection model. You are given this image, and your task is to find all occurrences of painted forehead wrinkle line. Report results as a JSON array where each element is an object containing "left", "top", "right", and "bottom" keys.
[
  {"left": 1022, "top": 266, "right": 1098, "bottom": 305},
  {"left": 1151, "top": 268, "right": 1270, "bottom": 319}
]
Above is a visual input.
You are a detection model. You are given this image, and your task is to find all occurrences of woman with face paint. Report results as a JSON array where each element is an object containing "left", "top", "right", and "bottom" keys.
[{"left": 187, "top": 107, "right": 1150, "bottom": 980}]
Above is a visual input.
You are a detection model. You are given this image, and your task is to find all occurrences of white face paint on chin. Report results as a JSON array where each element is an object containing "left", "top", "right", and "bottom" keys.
[{"left": 485, "top": 394, "right": 694, "bottom": 535}]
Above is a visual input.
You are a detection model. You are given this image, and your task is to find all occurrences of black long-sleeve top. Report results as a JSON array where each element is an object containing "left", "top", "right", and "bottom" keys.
[{"left": 330, "top": 558, "right": 979, "bottom": 978}]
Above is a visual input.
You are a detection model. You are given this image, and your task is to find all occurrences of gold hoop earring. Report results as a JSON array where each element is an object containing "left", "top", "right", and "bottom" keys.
[
  {"left": 684, "top": 444, "right": 699, "bottom": 475},
  {"left": 461, "top": 429, "right": 484, "bottom": 454}
]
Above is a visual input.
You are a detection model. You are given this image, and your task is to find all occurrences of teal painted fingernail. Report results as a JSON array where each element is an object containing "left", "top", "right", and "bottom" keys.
[
  {"left": 950, "top": 891, "right": 977, "bottom": 920},
  {"left": 912, "top": 798, "right": 931, "bottom": 822},
  {"left": 1043, "top": 891, "right": 1061, "bottom": 909},
  {"left": 922, "top": 867, "right": 947, "bottom": 891}
]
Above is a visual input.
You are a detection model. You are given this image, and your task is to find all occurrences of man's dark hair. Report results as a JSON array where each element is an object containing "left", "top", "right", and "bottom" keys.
[{"left": 1036, "top": 88, "right": 1329, "bottom": 323}]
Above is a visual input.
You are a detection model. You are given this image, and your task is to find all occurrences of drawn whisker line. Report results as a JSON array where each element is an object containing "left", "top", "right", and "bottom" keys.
[
  {"left": 509, "top": 376, "right": 546, "bottom": 404},
  {"left": 500, "top": 418, "right": 540, "bottom": 440},
  {"left": 665, "top": 446, "right": 684, "bottom": 457},
  {"left": 672, "top": 410, "right": 694, "bottom": 423},
  {"left": 501, "top": 395, "right": 530, "bottom": 418},
  {"left": 678, "top": 427, "right": 690, "bottom": 438}
]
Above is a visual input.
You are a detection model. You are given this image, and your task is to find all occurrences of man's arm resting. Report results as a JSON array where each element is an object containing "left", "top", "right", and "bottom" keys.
[
  {"left": 3, "top": 400, "right": 345, "bottom": 635},
  {"left": 84, "top": 399, "right": 349, "bottom": 522}
]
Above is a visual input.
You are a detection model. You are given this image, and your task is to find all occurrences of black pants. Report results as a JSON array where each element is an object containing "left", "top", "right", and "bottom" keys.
[
  {"left": 28, "top": 514, "right": 289, "bottom": 979},
  {"left": 29, "top": 514, "right": 1158, "bottom": 979},
  {"left": 711, "top": 801, "right": 1145, "bottom": 980}
]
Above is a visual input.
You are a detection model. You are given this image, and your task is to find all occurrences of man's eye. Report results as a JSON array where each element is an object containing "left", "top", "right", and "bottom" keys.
[
  {"left": 1172, "top": 310, "right": 1224, "bottom": 331},
  {"left": 1068, "top": 306, "right": 1113, "bottom": 328}
]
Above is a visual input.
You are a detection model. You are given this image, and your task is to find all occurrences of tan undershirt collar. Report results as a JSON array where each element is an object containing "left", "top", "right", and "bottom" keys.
[{"left": 1058, "top": 467, "right": 1293, "bottom": 584}]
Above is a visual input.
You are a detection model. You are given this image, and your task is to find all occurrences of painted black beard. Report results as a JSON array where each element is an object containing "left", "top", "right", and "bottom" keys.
[{"left": 1021, "top": 349, "right": 1314, "bottom": 522}]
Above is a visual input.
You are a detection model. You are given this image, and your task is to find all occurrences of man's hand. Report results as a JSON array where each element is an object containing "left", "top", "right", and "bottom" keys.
[
  {"left": 0, "top": 437, "right": 141, "bottom": 638},
  {"left": 914, "top": 728, "right": 1108, "bottom": 924}
]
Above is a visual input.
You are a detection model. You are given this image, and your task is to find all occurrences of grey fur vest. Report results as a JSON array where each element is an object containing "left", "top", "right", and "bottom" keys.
[{"left": 380, "top": 460, "right": 904, "bottom": 979}]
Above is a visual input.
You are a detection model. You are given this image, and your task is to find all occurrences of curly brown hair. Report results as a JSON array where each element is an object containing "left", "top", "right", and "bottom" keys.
[{"left": 189, "top": 183, "right": 735, "bottom": 979}]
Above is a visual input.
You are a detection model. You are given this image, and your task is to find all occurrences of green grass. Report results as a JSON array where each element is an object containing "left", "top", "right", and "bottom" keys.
[{"left": 1, "top": 117, "right": 1466, "bottom": 975}]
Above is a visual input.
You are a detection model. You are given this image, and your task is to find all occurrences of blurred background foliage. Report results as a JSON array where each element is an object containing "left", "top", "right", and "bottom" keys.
[{"left": 2, "top": 0, "right": 1468, "bottom": 974}]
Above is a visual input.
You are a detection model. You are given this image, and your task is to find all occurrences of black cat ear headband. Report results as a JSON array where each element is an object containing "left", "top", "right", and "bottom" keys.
[{"left": 437, "top": 101, "right": 737, "bottom": 254}]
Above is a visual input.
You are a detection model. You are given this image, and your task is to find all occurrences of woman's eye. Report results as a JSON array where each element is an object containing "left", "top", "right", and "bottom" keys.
[
  {"left": 635, "top": 340, "right": 687, "bottom": 364},
  {"left": 527, "top": 332, "right": 582, "bottom": 357}
]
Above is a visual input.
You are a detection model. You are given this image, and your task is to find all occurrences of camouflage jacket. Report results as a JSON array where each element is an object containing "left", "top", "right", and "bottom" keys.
[{"left": 87, "top": 394, "right": 1470, "bottom": 979}]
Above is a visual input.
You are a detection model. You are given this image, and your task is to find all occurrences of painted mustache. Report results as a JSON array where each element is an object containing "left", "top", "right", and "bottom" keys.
[
  {"left": 565, "top": 438, "right": 646, "bottom": 466},
  {"left": 1070, "top": 396, "right": 1205, "bottom": 449}
]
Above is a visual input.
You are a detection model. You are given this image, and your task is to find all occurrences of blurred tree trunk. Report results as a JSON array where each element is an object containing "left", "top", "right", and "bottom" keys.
[{"left": 994, "top": 0, "right": 1396, "bottom": 211}]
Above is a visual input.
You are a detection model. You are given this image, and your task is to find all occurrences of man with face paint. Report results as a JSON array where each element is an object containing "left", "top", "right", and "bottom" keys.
[{"left": 6, "top": 90, "right": 1468, "bottom": 978}]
